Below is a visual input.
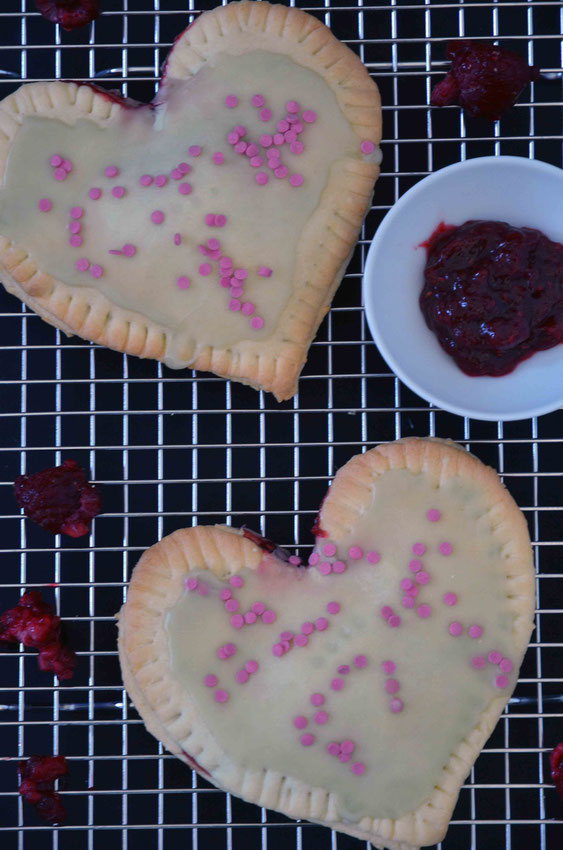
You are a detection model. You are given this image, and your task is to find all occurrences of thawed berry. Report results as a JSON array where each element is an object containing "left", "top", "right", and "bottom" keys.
[
  {"left": 550, "top": 742, "right": 563, "bottom": 802},
  {"left": 19, "top": 755, "right": 68, "bottom": 824},
  {"left": 35, "top": 0, "right": 100, "bottom": 31},
  {"left": 431, "top": 40, "right": 540, "bottom": 120},
  {"left": 14, "top": 458, "right": 101, "bottom": 537}
]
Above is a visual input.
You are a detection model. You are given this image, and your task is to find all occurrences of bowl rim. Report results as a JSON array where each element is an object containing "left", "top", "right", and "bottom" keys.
[{"left": 362, "top": 155, "right": 563, "bottom": 421}]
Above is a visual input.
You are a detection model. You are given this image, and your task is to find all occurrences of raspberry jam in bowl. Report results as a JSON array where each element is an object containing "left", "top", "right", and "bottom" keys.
[{"left": 362, "top": 156, "right": 563, "bottom": 421}]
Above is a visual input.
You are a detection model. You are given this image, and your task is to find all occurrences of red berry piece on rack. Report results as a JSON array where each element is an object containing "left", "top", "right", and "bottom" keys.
[
  {"left": 430, "top": 40, "right": 540, "bottom": 120},
  {"left": 551, "top": 742, "right": 563, "bottom": 802},
  {"left": 18, "top": 755, "right": 68, "bottom": 824},
  {"left": 14, "top": 458, "right": 101, "bottom": 537},
  {"left": 0, "top": 591, "right": 77, "bottom": 680},
  {"left": 35, "top": 0, "right": 101, "bottom": 31}
]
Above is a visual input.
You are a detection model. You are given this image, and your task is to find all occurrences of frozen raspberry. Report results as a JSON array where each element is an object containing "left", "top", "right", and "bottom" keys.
[
  {"left": 15, "top": 459, "right": 101, "bottom": 537},
  {"left": 550, "top": 742, "right": 563, "bottom": 802},
  {"left": 431, "top": 40, "right": 540, "bottom": 120},
  {"left": 0, "top": 592, "right": 77, "bottom": 681},
  {"left": 19, "top": 755, "right": 68, "bottom": 824},
  {"left": 35, "top": 0, "right": 101, "bottom": 31}
]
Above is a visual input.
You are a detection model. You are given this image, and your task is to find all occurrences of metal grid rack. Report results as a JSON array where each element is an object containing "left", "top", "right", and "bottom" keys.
[{"left": 0, "top": 1, "right": 562, "bottom": 848}]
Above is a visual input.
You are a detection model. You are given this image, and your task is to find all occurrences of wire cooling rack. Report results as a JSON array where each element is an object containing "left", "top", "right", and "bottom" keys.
[{"left": 0, "top": 1, "right": 562, "bottom": 848}]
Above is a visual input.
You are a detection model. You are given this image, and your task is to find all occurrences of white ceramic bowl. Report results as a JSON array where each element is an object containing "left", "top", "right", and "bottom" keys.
[{"left": 362, "top": 156, "right": 563, "bottom": 421}]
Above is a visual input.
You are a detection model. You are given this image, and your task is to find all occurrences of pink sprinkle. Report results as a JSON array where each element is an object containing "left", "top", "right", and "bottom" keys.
[
  {"left": 151, "top": 210, "right": 164, "bottom": 225},
  {"left": 426, "top": 509, "right": 441, "bottom": 522},
  {"left": 326, "top": 602, "right": 340, "bottom": 615},
  {"left": 332, "top": 561, "right": 346, "bottom": 574},
  {"left": 385, "top": 679, "right": 399, "bottom": 694},
  {"left": 173, "top": 233, "right": 182, "bottom": 247},
  {"left": 443, "top": 592, "right": 458, "bottom": 606},
  {"left": 308, "top": 552, "right": 319, "bottom": 566},
  {"left": 205, "top": 214, "right": 216, "bottom": 227},
  {"left": 340, "top": 740, "right": 355, "bottom": 755},
  {"left": 290, "top": 141, "right": 304, "bottom": 155},
  {"left": 337, "top": 665, "right": 350, "bottom": 676},
  {"left": 53, "top": 168, "right": 66, "bottom": 181},
  {"left": 215, "top": 214, "right": 227, "bottom": 227},
  {"left": 273, "top": 134, "right": 285, "bottom": 146},
  {"left": 330, "top": 678, "right": 344, "bottom": 691},
  {"left": 300, "top": 734, "right": 315, "bottom": 747},
  {"left": 234, "top": 141, "right": 248, "bottom": 154},
  {"left": 212, "top": 153, "right": 224, "bottom": 165},
  {"left": 495, "top": 675, "right": 508, "bottom": 689},
  {"left": 199, "top": 263, "right": 212, "bottom": 276},
  {"left": 62, "top": 160, "right": 72, "bottom": 173},
  {"left": 204, "top": 674, "right": 218, "bottom": 688},
  {"left": 188, "top": 145, "right": 201, "bottom": 157},
  {"left": 227, "top": 132, "right": 239, "bottom": 146},
  {"left": 219, "top": 256, "right": 233, "bottom": 269},
  {"left": 241, "top": 302, "right": 255, "bottom": 316},
  {"left": 415, "top": 571, "right": 430, "bottom": 585},
  {"left": 292, "top": 122, "right": 303, "bottom": 134},
  {"left": 139, "top": 174, "right": 153, "bottom": 186},
  {"left": 366, "top": 551, "right": 380, "bottom": 564},
  {"left": 402, "top": 596, "right": 415, "bottom": 609},
  {"left": 354, "top": 655, "right": 367, "bottom": 669},
  {"left": 234, "top": 268, "right": 248, "bottom": 281},
  {"left": 339, "top": 753, "right": 352, "bottom": 764},
  {"left": 262, "top": 610, "right": 276, "bottom": 624},
  {"left": 69, "top": 206, "right": 83, "bottom": 219},
  {"left": 400, "top": 578, "right": 414, "bottom": 591},
  {"left": 225, "top": 599, "right": 239, "bottom": 613},
  {"left": 75, "top": 258, "right": 89, "bottom": 272},
  {"left": 179, "top": 182, "right": 192, "bottom": 195},
  {"left": 197, "top": 582, "right": 209, "bottom": 597},
  {"left": 327, "top": 742, "right": 340, "bottom": 756},
  {"left": 381, "top": 661, "right": 395, "bottom": 674},
  {"left": 322, "top": 543, "right": 336, "bottom": 557},
  {"left": 389, "top": 698, "right": 404, "bottom": 714},
  {"left": 171, "top": 168, "right": 183, "bottom": 180},
  {"left": 285, "top": 131, "right": 297, "bottom": 144},
  {"left": 272, "top": 643, "right": 284, "bottom": 657},
  {"left": 408, "top": 559, "right": 422, "bottom": 573},
  {"left": 315, "top": 617, "right": 328, "bottom": 631},
  {"left": 38, "top": 198, "right": 52, "bottom": 212},
  {"left": 274, "top": 166, "right": 288, "bottom": 179},
  {"left": 348, "top": 546, "right": 363, "bottom": 560},
  {"left": 288, "top": 555, "right": 301, "bottom": 566},
  {"left": 293, "top": 715, "right": 307, "bottom": 729},
  {"left": 277, "top": 120, "right": 289, "bottom": 133},
  {"left": 286, "top": 100, "right": 300, "bottom": 114},
  {"left": 178, "top": 163, "right": 190, "bottom": 174},
  {"left": 360, "top": 140, "right": 375, "bottom": 154},
  {"left": 226, "top": 575, "right": 243, "bottom": 590},
  {"left": 234, "top": 125, "right": 246, "bottom": 136},
  {"left": 259, "top": 108, "right": 272, "bottom": 122},
  {"left": 406, "top": 585, "right": 419, "bottom": 597},
  {"left": 381, "top": 606, "right": 393, "bottom": 620},
  {"left": 250, "top": 316, "right": 264, "bottom": 330},
  {"left": 351, "top": 762, "right": 365, "bottom": 776},
  {"left": 246, "top": 144, "right": 259, "bottom": 158},
  {"left": 280, "top": 631, "right": 293, "bottom": 642},
  {"left": 230, "top": 614, "right": 244, "bottom": 629},
  {"left": 302, "top": 110, "right": 316, "bottom": 123},
  {"left": 154, "top": 175, "right": 167, "bottom": 187},
  {"left": 439, "top": 541, "right": 453, "bottom": 556},
  {"left": 449, "top": 621, "right": 463, "bottom": 637},
  {"left": 219, "top": 589, "right": 232, "bottom": 601},
  {"left": 50, "top": 154, "right": 62, "bottom": 167},
  {"left": 412, "top": 543, "right": 425, "bottom": 556},
  {"left": 311, "top": 693, "right": 325, "bottom": 707},
  {"left": 499, "top": 658, "right": 513, "bottom": 673},
  {"left": 256, "top": 172, "right": 269, "bottom": 186},
  {"left": 251, "top": 602, "right": 265, "bottom": 615},
  {"left": 294, "top": 634, "right": 308, "bottom": 647},
  {"left": 251, "top": 94, "right": 265, "bottom": 107},
  {"left": 468, "top": 625, "right": 483, "bottom": 639},
  {"left": 121, "top": 244, "right": 135, "bottom": 257},
  {"left": 230, "top": 288, "right": 244, "bottom": 300},
  {"left": 89, "top": 188, "right": 101, "bottom": 200},
  {"left": 111, "top": 186, "right": 125, "bottom": 198},
  {"left": 235, "top": 669, "right": 249, "bottom": 684},
  {"left": 185, "top": 577, "right": 198, "bottom": 591},
  {"left": 259, "top": 134, "right": 273, "bottom": 147},
  {"left": 244, "top": 612, "right": 257, "bottom": 625},
  {"left": 68, "top": 221, "right": 81, "bottom": 234},
  {"left": 224, "top": 643, "right": 236, "bottom": 657},
  {"left": 217, "top": 647, "right": 227, "bottom": 660},
  {"left": 225, "top": 94, "right": 238, "bottom": 108},
  {"left": 388, "top": 615, "right": 402, "bottom": 628},
  {"left": 249, "top": 156, "right": 263, "bottom": 168},
  {"left": 207, "top": 238, "right": 220, "bottom": 251},
  {"left": 229, "top": 299, "right": 241, "bottom": 312},
  {"left": 301, "top": 622, "right": 314, "bottom": 635},
  {"left": 417, "top": 605, "right": 431, "bottom": 619},
  {"left": 471, "top": 656, "right": 486, "bottom": 669},
  {"left": 245, "top": 660, "right": 259, "bottom": 674},
  {"left": 69, "top": 235, "right": 82, "bottom": 247},
  {"left": 488, "top": 650, "right": 503, "bottom": 665},
  {"left": 214, "top": 689, "right": 229, "bottom": 703},
  {"left": 104, "top": 165, "right": 118, "bottom": 178},
  {"left": 314, "top": 711, "right": 328, "bottom": 725},
  {"left": 289, "top": 174, "right": 304, "bottom": 187}
]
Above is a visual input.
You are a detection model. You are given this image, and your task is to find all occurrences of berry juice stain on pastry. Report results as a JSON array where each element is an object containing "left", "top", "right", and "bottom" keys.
[
  {"left": 430, "top": 40, "right": 540, "bottom": 120},
  {"left": 118, "top": 438, "right": 535, "bottom": 850},
  {"left": 419, "top": 220, "right": 563, "bottom": 377},
  {"left": 35, "top": 0, "right": 101, "bottom": 31},
  {"left": 0, "top": 2, "right": 382, "bottom": 401}
]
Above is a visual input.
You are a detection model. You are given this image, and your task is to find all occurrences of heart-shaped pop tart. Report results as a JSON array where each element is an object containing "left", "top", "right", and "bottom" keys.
[
  {"left": 118, "top": 438, "right": 534, "bottom": 849},
  {"left": 0, "top": 1, "right": 381, "bottom": 400}
]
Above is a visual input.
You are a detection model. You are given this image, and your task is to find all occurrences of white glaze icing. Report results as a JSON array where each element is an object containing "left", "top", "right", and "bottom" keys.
[
  {"left": 0, "top": 52, "right": 365, "bottom": 348},
  {"left": 166, "top": 470, "right": 516, "bottom": 822}
]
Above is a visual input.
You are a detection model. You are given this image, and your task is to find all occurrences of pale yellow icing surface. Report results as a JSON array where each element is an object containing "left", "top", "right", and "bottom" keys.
[
  {"left": 166, "top": 470, "right": 516, "bottom": 821},
  {"left": 0, "top": 52, "right": 365, "bottom": 347}
]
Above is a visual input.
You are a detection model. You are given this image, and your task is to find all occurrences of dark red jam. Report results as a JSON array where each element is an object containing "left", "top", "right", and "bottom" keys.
[
  {"left": 19, "top": 755, "right": 68, "bottom": 824},
  {"left": 419, "top": 220, "right": 563, "bottom": 377},
  {"left": 35, "top": 0, "right": 100, "bottom": 31},
  {"left": 551, "top": 742, "right": 563, "bottom": 802}
]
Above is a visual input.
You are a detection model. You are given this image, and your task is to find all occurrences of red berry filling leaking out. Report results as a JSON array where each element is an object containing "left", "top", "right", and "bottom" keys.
[
  {"left": 551, "top": 742, "right": 563, "bottom": 802},
  {"left": 35, "top": 0, "right": 101, "bottom": 32},
  {"left": 19, "top": 755, "right": 68, "bottom": 824},
  {"left": 15, "top": 458, "right": 101, "bottom": 537},
  {"left": 430, "top": 40, "right": 540, "bottom": 120},
  {"left": 0, "top": 591, "right": 77, "bottom": 680}
]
